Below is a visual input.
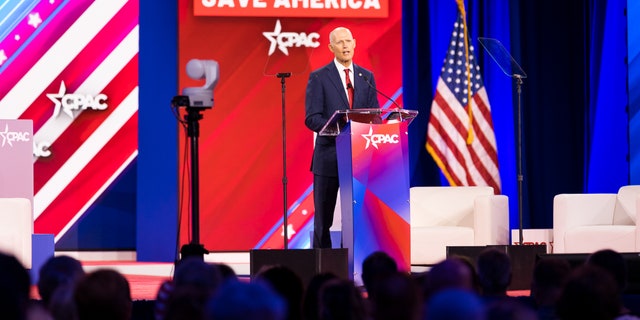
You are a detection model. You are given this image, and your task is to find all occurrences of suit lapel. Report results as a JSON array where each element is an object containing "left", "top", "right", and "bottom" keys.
[
  {"left": 353, "top": 65, "right": 364, "bottom": 108},
  {"left": 328, "top": 63, "right": 350, "bottom": 109}
]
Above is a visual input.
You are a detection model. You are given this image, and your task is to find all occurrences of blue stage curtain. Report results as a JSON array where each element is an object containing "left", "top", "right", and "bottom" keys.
[
  {"left": 403, "top": 0, "right": 628, "bottom": 231},
  {"left": 584, "top": 0, "right": 628, "bottom": 193}
]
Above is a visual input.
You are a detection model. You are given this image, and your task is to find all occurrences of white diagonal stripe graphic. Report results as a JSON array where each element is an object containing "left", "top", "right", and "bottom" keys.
[
  {"left": 34, "top": 86, "right": 138, "bottom": 219},
  {"left": 0, "top": 0, "right": 128, "bottom": 118},
  {"left": 33, "top": 25, "right": 139, "bottom": 160}
]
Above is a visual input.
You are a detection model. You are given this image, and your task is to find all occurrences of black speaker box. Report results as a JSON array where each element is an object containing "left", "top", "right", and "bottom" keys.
[
  {"left": 250, "top": 249, "right": 349, "bottom": 288},
  {"left": 447, "top": 244, "right": 547, "bottom": 290}
]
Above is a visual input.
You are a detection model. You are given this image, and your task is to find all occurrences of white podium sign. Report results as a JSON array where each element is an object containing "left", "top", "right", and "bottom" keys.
[{"left": 0, "top": 119, "right": 34, "bottom": 267}]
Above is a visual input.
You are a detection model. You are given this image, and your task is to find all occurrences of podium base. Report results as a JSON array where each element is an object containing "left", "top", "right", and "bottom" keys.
[
  {"left": 447, "top": 244, "right": 546, "bottom": 290},
  {"left": 250, "top": 249, "right": 348, "bottom": 287}
]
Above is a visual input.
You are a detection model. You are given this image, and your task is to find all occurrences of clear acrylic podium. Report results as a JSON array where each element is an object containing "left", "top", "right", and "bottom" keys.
[{"left": 319, "top": 108, "right": 417, "bottom": 284}]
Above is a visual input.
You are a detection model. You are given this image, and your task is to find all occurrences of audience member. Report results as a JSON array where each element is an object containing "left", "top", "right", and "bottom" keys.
[
  {"left": 214, "top": 262, "right": 238, "bottom": 282},
  {"left": 587, "top": 249, "right": 627, "bottom": 292},
  {"left": 317, "top": 278, "right": 369, "bottom": 320},
  {"left": 255, "top": 265, "right": 305, "bottom": 320},
  {"left": 154, "top": 279, "right": 174, "bottom": 320},
  {"left": 370, "top": 272, "right": 421, "bottom": 320},
  {"left": 456, "top": 255, "right": 482, "bottom": 293},
  {"left": 527, "top": 257, "right": 571, "bottom": 320},
  {"left": 74, "top": 269, "right": 132, "bottom": 320},
  {"left": 476, "top": 247, "right": 512, "bottom": 299},
  {"left": 0, "top": 252, "right": 31, "bottom": 320},
  {"left": 302, "top": 272, "right": 339, "bottom": 320},
  {"left": 485, "top": 297, "right": 538, "bottom": 320},
  {"left": 37, "top": 255, "right": 85, "bottom": 320},
  {"left": 205, "top": 280, "right": 286, "bottom": 320},
  {"left": 422, "top": 257, "right": 476, "bottom": 300},
  {"left": 587, "top": 249, "right": 640, "bottom": 319},
  {"left": 556, "top": 264, "right": 621, "bottom": 320},
  {"left": 163, "top": 257, "right": 223, "bottom": 320},
  {"left": 27, "top": 304, "right": 54, "bottom": 320},
  {"left": 361, "top": 251, "right": 398, "bottom": 301},
  {"left": 37, "top": 255, "right": 84, "bottom": 306},
  {"left": 424, "top": 288, "right": 484, "bottom": 320},
  {"left": 32, "top": 248, "right": 640, "bottom": 320}
]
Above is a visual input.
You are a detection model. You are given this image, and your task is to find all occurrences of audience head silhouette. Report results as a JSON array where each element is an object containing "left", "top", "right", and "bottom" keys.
[
  {"left": 206, "top": 280, "right": 286, "bottom": 320},
  {"left": 164, "top": 257, "right": 223, "bottom": 320},
  {"left": 530, "top": 257, "right": 571, "bottom": 308},
  {"left": 74, "top": 269, "right": 132, "bottom": 320},
  {"left": 361, "top": 251, "right": 398, "bottom": 300},
  {"left": 214, "top": 262, "right": 239, "bottom": 282},
  {"left": 485, "top": 297, "right": 538, "bottom": 320},
  {"left": 317, "top": 278, "right": 369, "bottom": 320},
  {"left": 0, "top": 252, "right": 30, "bottom": 320},
  {"left": 37, "top": 255, "right": 85, "bottom": 306},
  {"left": 21, "top": 246, "right": 640, "bottom": 320},
  {"left": 302, "top": 272, "right": 339, "bottom": 320},
  {"left": 586, "top": 249, "right": 628, "bottom": 294},
  {"left": 254, "top": 264, "right": 304, "bottom": 320},
  {"left": 556, "top": 264, "right": 621, "bottom": 320},
  {"left": 425, "top": 288, "right": 484, "bottom": 320},
  {"left": 370, "top": 271, "right": 421, "bottom": 320},
  {"left": 424, "top": 257, "right": 476, "bottom": 298},
  {"left": 476, "top": 248, "right": 512, "bottom": 296}
]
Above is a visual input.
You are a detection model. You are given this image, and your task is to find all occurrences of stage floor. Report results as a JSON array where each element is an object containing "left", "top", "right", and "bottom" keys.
[{"left": 32, "top": 251, "right": 252, "bottom": 301}]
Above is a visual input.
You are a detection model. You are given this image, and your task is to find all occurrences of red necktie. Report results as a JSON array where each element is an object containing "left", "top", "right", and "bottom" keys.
[{"left": 344, "top": 69, "right": 353, "bottom": 109}]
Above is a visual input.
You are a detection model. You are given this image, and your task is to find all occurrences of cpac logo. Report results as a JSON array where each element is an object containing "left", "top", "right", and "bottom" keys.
[
  {"left": 361, "top": 126, "right": 399, "bottom": 150},
  {"left": 34, "top": 141, "right": 52, "bottom": 158},
  {"left": 0, "top": 124, "right": 31, "bottom": 147},
  {"left": 263, "top": 20, "right": 320, "bottom": 56},
  {"left": 46, "top": 81, "right": 108, "bottom": 118}
]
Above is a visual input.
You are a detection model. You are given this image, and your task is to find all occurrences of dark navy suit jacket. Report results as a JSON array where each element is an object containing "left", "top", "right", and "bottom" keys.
[{"left": 305, "top": 61, "right": 380, "bottom": 177}]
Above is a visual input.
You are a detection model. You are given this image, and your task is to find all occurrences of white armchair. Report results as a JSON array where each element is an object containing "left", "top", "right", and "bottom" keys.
[
  {"left": 0, "top": 198, "right": 33, "bottom": 268},
  {"left": 553, "top": 185, "right": 640, "bottom": 254},
  {"left": 410, "top": 186, "right": 510, "bottom": 265}
]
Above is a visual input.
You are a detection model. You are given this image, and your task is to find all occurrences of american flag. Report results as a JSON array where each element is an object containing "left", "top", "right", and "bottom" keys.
[
  {"left": 426, "top": 10, "right": 501, "bottom": 194},
  {"left": 0, "top": 0, "right": 139, "bottom": 242}
]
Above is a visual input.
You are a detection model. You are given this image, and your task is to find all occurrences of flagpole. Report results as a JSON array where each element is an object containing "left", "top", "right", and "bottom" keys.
[{"left": 456, "top": 0, "right": 474, "bottom": 144}]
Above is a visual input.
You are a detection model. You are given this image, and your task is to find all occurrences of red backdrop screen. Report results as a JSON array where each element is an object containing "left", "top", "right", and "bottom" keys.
[{"left": 178, "top": 0, "right": 402, "bottom": 250}]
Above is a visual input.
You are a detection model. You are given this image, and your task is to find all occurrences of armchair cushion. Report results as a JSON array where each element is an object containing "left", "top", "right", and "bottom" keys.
[
  {"left": 411, "top": 226, "right": 474, "bottom": 265},
  {"left": 564, "top": 225, "right": 636, "bottom": 253},
  {"left": 0, "top": 198, "right": 33, "bottom": 268}
]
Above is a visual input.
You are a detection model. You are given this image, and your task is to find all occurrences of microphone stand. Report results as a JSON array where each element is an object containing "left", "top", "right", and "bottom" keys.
[
  {"left": 515, "top": 75, "right": 524, "bottom": 245},
  {"left": 277, "top": 72, "right": 291, "bottom": 249},
  {"left": 477, "top": 37, "right": 528, "bottom": 245},
  {"left": 360, "top": 74, "right": 401, "bottom": 109}
]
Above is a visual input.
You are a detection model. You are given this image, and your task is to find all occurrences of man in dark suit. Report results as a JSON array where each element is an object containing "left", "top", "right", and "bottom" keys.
[{"left": 305, "top": 26, "right": 380, "bottom": 249}]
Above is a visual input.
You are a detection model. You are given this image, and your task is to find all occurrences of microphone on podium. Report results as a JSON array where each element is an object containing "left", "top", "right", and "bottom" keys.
[{"left": 359, "top": 72, "right": 401, "bottom": 109}]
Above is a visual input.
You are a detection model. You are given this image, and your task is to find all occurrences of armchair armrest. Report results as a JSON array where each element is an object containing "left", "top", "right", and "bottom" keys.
[
  {"left": 636, "top": 194, "right": 640, "bottom": 250},
  {"left": 474, "top": 195, "right": 509, "bottom": 245}
]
